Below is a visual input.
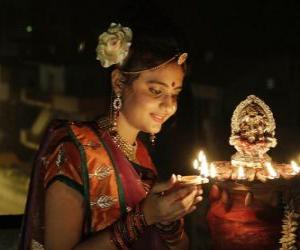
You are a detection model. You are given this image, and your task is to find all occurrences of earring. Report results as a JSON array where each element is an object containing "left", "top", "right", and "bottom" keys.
[
  {"left": 150, "top": 133, "right": 156, "bottom": 145},
  {"left": 111, "top": 94, "right": 122, "bottom": 132}
]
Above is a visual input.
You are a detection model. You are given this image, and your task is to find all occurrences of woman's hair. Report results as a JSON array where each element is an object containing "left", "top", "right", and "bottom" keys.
[
  {"left": 121, "top": 28, "right": 183, "bottom": 70},
  {"left": 117, "top": 22, "right": 188, "bottom": 85}
]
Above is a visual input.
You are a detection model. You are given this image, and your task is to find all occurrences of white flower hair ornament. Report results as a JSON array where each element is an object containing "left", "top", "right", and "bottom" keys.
[{"left": 96, "top": 23, "right": 133, "bottom": 68}]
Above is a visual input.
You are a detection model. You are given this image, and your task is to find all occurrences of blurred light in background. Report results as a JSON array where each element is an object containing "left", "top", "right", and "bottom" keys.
[
  {"left": 78, "top": 41, "right": 85, "bottom": 53},
  {"left": 26, "top": 25, "right": 32, "bottom": 33},
  {"left": 266, "top": 77, "right": 275, "bottom": 90}
]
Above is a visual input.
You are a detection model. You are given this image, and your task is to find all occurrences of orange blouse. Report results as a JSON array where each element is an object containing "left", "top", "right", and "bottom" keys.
[{"left": 44, "top": 122, "right": 157, "bottom": 233}]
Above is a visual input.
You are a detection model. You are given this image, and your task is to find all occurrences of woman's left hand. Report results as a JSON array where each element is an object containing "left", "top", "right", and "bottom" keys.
[
  {"left": 142, "top": 175, "right": 203, "bottom": 225},
  {"left": 164, "top": 182, "right": 203, "bottom": 222}
]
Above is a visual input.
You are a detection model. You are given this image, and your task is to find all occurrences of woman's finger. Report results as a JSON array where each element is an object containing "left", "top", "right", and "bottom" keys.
[
  {"left": 164, "top": 185, "right": 196, "bottom": 204},
  {"left": 163, "top": 205, "right": 197, "bottom": 222},
  {"left": 193, "top": 195, "right": 203, "bottom": 205},
  {"left": 180, "top": 189, "right": 198, "bottom": 210},
  {"left": 151, "top": 174, "right": 177, "bottom": 194},
  {"left": 197, "top": 187, "right": 203, "bottom": 195},
  {"left": 163, "top": 189, "right": 197, "bottom": 219}
]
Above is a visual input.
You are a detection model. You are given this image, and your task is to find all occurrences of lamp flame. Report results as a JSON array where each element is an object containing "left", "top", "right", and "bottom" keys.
[
  {"left": 197, "top": 151, "right": 209, "bottom": 177},
  {"left": 198, "top": 151, "right": 206, "bottom": 162},
  {"left": 193, "top": 159, "right": 199, "bottom": 170},
  {"left": 265, "top": 162, "right": 278, "bottom": 179},
  {"left": 291, "top": 160, "right": 300, "bottom": 174},
  {"left": 201, "top": 159, "right": 209, "bottom": 177}
]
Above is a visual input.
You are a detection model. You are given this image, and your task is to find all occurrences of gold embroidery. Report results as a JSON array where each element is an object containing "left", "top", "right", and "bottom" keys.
[
  {"left": 90, "top": 195, "right": 117, "bottom": 209},
  {"left": 88, "top": 165, "right": 112, "bottom": 180},
  {"left": 82, "top": 140, "right": 100, "bottom": 149},
  {"left": 55, "top": 144, "right": 66, "bottom": 168}
]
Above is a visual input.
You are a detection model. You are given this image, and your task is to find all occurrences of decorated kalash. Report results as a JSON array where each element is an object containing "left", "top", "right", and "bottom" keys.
[{"left": 189, "top": 95, "right": 300, "bottom": 250}]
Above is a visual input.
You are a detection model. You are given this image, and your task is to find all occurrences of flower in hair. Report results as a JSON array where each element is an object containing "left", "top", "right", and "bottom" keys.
[{"left": 96, "top": 23, "right": 132, "bottom": 68}]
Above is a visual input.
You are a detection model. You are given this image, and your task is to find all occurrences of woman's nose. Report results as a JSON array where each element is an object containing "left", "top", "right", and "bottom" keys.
[{"left": 160, "top": 95, "right": 176, "bottom": 113}]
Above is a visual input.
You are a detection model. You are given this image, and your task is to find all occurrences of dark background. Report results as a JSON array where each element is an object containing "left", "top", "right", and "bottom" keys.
[{"left": 0, "top": 0, "right": 300, "bottom": 249}]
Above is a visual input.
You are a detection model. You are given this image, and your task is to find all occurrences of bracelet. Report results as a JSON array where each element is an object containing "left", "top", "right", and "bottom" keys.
[
  {"left": 110, "top": 224, "right": 127, "bottom": 249},
  {"left": 110, "top": 202, "right": 148, "bottom": 249},
  {"left": 155, "top": 218, "right": 184, "bottom": 246}
]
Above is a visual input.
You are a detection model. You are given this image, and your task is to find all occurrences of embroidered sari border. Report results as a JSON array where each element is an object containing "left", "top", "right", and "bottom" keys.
[
  {"left": 46, "top": 175, "right": 84, "bottom": 195},
  {"left": 67, "top": 126, "right": 92, "bottom": 235},
  {"left": 91, "top": 127, "right": 127, "bottom": 216}
]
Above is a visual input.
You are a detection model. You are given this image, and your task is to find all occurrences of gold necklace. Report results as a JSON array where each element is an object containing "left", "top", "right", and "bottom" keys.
[
  {"left": 111, "top": 132, "right": 137, "bottom": 162},
  {"left": 97, "top": 117, "right": 138, "bottom": 162}
]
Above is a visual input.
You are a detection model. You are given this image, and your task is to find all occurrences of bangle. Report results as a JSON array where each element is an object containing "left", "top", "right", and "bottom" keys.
[
  {"left": 110, "top": 202, "right": 148, "bottom": 249},
  {"left": 110, "top": 224, "right": 128, "bottom": 249},
  {"left": 155, "top": 218, "right": 184, "bottom": 246}
]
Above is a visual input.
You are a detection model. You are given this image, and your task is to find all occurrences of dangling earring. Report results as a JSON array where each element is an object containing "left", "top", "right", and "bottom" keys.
[
  {"left": 150, "top": 133, "right": 156, "bottom": 145},
  {"left": 111, "top": 94, "right": 122, "bottom": 132}
]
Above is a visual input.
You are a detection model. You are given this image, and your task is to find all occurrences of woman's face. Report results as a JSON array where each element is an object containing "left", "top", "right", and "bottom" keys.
[{"left": 120, "top": 62, "right": 184, "bottom": 134}]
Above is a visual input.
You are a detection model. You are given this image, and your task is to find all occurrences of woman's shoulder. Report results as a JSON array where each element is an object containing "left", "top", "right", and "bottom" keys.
[
  {"left": 37, "top": 119, "right": 99, "bottom": 156},
  {"left": 41, "top": 120, "right": 101, "bottom": 188},
  {"left": 48, "top": 119, "right": 97, "bottom": 130},
  {"left": 47, "top": 119, "right": 98, "bottom": 136}
]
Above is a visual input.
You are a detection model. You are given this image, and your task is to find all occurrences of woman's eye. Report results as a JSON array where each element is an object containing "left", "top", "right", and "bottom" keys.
[
  {"left": 149, "top": 88, "right": 162, "bottom": 95},
  {"left": 173, "top": 91, "right": 182, "bottom": 100}
]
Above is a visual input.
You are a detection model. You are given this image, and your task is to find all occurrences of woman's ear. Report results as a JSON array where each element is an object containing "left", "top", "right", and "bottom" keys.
[{"left": 111, "top": 69, "right": 124, "bottom": 95}]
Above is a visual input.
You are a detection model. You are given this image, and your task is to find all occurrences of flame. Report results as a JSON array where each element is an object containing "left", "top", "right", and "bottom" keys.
[
  {"left": 265, "top": 162, "right": 278, "bottom": 179},
  {"left": 198, "top": 151, "right": 206, "bottom": 162},
  {"left": 291, "top": 160, "right": 300, "bottom": 174},
  {"left": 201, "top": 159, "right": 209, "bottom": 177},
  {"left": 193, "top": 150, "right": 213, "bottom": 178},
  {"left": 210, "top": 163, "right": 217, "bottom": 178},
  {"left": 197, "top": 151, "right": 209, "bottom": 177},
  {"left": 193, "top": 159, "right": 199, "bottom": 170},
  {"left": 237, "top": 166, "right": 246, "bottom": 179}
]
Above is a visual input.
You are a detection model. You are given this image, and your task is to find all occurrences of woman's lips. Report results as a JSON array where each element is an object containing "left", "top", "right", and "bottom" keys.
[{"left": 150, "top": 113, "right": 167, "bottom": 123}]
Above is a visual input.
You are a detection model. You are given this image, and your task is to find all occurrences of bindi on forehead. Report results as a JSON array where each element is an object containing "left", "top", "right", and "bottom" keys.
[
  {"left": 146, "top": 80, "right": 182, "bottom": 90},
  {"left": 171, "top": 81, "right": 182, "bottom": 90}
]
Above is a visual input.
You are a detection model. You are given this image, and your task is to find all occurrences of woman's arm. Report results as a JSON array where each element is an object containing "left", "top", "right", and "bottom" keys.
[
  {"left": 45, "top": 181, "right": 116, "bottom": 250},
  {"left": 45, "top": 176, "right": 202, "bottom": 250}
]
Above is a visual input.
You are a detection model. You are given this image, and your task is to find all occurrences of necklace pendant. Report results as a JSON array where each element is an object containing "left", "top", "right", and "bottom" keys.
[{"left": 111, "top": 132, "right": 137, "bottom": 163}]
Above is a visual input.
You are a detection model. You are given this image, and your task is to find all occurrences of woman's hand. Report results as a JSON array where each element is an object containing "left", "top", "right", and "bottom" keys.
[{"left": 142, "top": 174, "right": 203, "bottom": 225}]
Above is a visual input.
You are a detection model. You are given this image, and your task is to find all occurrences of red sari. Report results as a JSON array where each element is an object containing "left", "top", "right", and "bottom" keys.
[{"left": 19, "top": 120, "right": 167, "bottom": 249}]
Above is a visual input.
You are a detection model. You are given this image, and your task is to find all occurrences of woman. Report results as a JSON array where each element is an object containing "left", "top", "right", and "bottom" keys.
[{"left": 20, "top": 22, "right": 203, "bottom": 250}]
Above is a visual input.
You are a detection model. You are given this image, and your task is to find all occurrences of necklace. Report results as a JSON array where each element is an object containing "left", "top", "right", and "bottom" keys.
[
  {"left": 111, "top": 132, "right": 137, "bottom": 162},
  {"left": 97, "top": 118, "right": 137, "bottom": 162}
]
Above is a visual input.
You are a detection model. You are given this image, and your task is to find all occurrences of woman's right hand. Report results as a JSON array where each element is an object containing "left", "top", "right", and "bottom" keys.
[{"left": 142, "top": 174, "right": 203, "bottom": 225}]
